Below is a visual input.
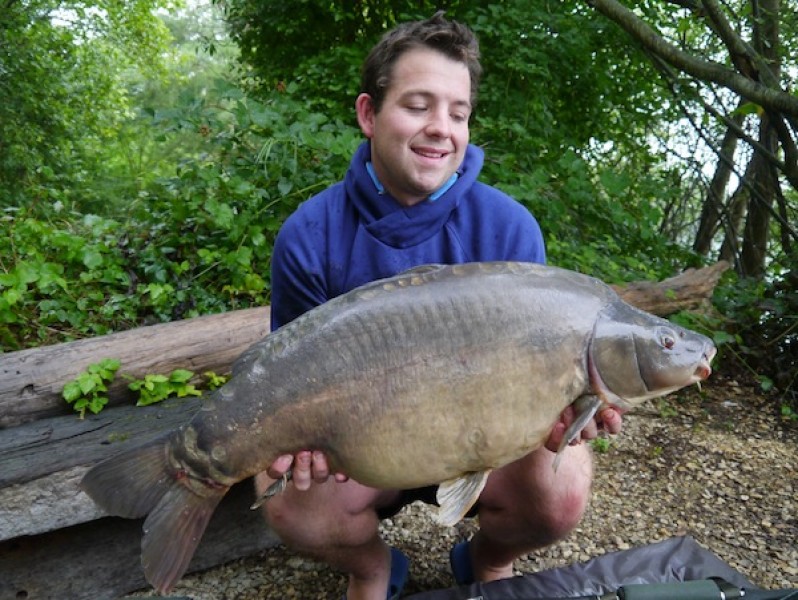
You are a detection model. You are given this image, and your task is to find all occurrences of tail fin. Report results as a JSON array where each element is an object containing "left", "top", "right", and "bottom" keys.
[
  {"left": 80, "top": 435, "right": 227, "bottom": 593},
  {"left": 141, "top": 478, "right": 225, "bottom": 592},
  {"left": 80, "top": 435, "right": 175, "bottom": 518}
]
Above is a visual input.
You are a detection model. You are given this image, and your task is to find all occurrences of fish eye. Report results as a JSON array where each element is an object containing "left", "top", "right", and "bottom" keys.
[{"left": 659, "top": 327, "right": 676, "bottom": 349}]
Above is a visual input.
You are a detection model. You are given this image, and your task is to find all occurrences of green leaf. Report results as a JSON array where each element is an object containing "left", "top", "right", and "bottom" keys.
[
  {"left": 88, "top": 396, "right": 109, "bottom": 414},
  {"left": 731, "top": 102, "right": 762, "bottom": 117},
  {"left": 78, "top": 375, "right": 97, "bottom": 395},
  {"left": 81, "top": 248, "right": 104, "bottom": 269},
  {"left": 63, "top": 381, "right": 82, "bottom": 403},
  {"left": 169, "top": 369, "right": 194, "bottom": 383},
  {"left": 277, "top": 178, "right": 293, "bottom": 196},
  {"left": 712, "top": 331, "right": 737, "bottom": 346}
]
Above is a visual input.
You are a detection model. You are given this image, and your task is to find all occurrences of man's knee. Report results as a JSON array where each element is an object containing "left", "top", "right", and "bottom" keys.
[
  {"left": 535, "top": 480, "right": 589, "bottom": 542},
  {"left": 480, "top": 446, "right": 592, "bottom": 547}
]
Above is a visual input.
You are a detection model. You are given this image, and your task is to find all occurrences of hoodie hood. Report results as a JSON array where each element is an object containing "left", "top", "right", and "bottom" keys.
[{"left": 344, "top": 141, "right": 484, "bottom": 248}]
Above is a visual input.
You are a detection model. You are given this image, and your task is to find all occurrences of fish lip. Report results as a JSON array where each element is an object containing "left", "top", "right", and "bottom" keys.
[
  {"left": 694, "top": 344, "right": 717, "bottom": 381},
  {"left": 694, "top": 360, "right": 712, "bottom": 381}
]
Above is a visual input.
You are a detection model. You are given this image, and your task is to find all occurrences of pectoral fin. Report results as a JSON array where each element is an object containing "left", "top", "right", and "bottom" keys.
[
  {"left": 435, "top": 470, "right": 491, "bottom": 526},
  {"left": 250, "top": 470, "right": 293, "bottom": 510},
  {"left": 553, "top": 395, "right": 603, "bottom": 472}
]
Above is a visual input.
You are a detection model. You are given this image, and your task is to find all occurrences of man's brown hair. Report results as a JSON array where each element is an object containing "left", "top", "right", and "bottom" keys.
[{"left": 360, "top": 11, "right": 482, "bottom": 113}]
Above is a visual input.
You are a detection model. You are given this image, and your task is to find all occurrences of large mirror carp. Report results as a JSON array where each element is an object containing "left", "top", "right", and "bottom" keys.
[{"left": 81, "top": 261, "right": 715, "bottom": 593}]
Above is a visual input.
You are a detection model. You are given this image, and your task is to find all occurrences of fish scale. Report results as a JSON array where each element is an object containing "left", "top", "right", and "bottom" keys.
[{"left": 80, "top": 261, "right": 716, "bottom": 594}]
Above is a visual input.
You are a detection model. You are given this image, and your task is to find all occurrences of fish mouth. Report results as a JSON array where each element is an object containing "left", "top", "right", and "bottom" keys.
[
  {"left": 694, "top": 360, "right": 712, "bottom": 381},
  {"left": 693, "top": 345, "right": 717, "bottom": 382}
]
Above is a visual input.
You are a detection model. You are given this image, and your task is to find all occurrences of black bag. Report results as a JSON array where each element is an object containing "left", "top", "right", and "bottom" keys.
[{"left": 406, "top": 536, "right": 797, "bottom": 600}]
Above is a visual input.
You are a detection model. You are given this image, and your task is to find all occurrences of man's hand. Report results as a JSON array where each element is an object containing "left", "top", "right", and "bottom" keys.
[
  {"left": 544, "top": 404, "right": 625, "bottom": 453},
  {"left": 266, "top": 451, "right": 348, "bottom": 491}
]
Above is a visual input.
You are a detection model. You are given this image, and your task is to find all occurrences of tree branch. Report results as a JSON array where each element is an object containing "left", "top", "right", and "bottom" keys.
[
  {"left": 648, "top": 51, "right": 787, "bottom": 175},
  {"left": 584, "top": 0, "right": 798, "bottom": 119},
  {"left": 768, "top": 110, "right": 798, "bottom": 190},
  {"left": 649, "top": 56, "right": 798, "bottom": 247},
  {"left": 699, "top": 0, "right": 779, "bottom": 87}
]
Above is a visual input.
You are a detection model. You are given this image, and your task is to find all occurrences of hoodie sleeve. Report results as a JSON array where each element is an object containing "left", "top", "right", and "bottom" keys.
[{"left": 269, "top": 206, "right": 329, "bottom": 331}]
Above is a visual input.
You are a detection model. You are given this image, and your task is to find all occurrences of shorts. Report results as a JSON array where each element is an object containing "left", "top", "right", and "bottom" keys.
[{"left": 376, "top": 484, "right": 480, "bottom": 520}]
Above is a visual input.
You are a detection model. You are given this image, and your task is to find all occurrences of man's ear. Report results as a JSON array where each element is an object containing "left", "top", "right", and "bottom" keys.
[{"left": 355, "top": 93, "right": 376, "bottom": 138}]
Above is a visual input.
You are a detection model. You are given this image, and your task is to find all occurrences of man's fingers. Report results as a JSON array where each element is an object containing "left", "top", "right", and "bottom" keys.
[
  {"left": 265, "top": 450, "right": 345, "bottom": 491},
  {"left": 288, "top": 450, "right": 312, "bottom": 491},
  {"left": 311, "top": 451, "right": 330, "bottom": 482},
  {"left": 545, "top": 402, "right": 627, "bottom": 454},
  {"left": 578, "top": 418, "right": 599, "bottom": 441},
  {"left": 266, "top": 454, "right": 294, "bottom": 480},
  {"left": 544, "top": 421, "right": 566, "bottom": 453},
  {"left": 599, "top": 407, "right": 624, "bottom": 435}
]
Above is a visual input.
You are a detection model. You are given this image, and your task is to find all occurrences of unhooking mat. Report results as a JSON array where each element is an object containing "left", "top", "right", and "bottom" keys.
[{"left": 407, "top": 536, "right": 798, "bottom": 600}]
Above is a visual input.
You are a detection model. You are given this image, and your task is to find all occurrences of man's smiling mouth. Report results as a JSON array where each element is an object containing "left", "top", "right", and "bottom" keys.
[{"left": 414, "top": 148, "right": 448, "bottom": 159}]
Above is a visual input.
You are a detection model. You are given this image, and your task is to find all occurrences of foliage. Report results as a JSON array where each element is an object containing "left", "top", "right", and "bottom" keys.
[
  {"left": 0, "top": 84, "right": 360, "bottom": 349},
  {"left": 587, "top": 0, "right": 798, "bottom": 279},
  {"left": 218, "top": 0, "right": 449, "bottom": 109},
  {"left": 126, "top": 83, "right": 361, "bottom": 321},
  {"left": 0, "top": 0, "right": 177, "bottom": 210},
  {"left": 62, "top": 358, "right": 121, "bottom": 418},
  {"left": 125, "top": 369, "right": 202, "bottom": 406},
  {"left": 712, "top": 267, "right": 798, "bottom": 414},
  {"left": 672, "top": 264, "right": 798, "bottom": 415},
  {"left": 0, "top": 211, "right": 138, "bottom": 350},
  {"left": 61, "top": 360, "right": 231, "bottom": 417},
  {"left": 203, "top": 370, "right": 229, "bottom": 390}
]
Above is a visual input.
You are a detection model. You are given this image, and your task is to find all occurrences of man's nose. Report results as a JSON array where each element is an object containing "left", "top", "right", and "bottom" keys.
[{"left": 425, "top": 108, "right": 451, "bottom": 137}]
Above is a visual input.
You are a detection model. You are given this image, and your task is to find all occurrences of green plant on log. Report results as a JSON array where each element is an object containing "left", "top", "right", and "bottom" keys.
[
  {"left": 125, "top": 369, "right": 202, "bottom": 406},
  {"left": 203, "top": 370, "right": 229, "bottom": 390},
  {"left": 62, "top": 363, "right": 229, "bottom": 416},
  {"left": 62, "top": 358, "right": 122, "bottom": 419}
]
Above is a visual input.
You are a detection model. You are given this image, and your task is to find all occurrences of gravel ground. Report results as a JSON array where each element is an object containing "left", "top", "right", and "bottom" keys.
[{"left": 128, "top": 375, "right": 797, "bottom": 598}]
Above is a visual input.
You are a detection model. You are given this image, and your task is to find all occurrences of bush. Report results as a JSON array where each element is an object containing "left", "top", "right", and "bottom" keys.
[{"left": 1, "top": 85, "right": 361, "bottom": 350}]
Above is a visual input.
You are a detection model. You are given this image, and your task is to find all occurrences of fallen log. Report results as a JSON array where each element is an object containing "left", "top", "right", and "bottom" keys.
[
  {"left": 611, "top": 261, "right": 730, "bottom": 317},
  {"left": 0, "top": 395, "right": 203, "bottom": 539},
  {"left": 0, "top": 306, "right": 271, "bottom": 429},
  {"left": 0, "top": 481, "right": 278, "bottom": 600}
]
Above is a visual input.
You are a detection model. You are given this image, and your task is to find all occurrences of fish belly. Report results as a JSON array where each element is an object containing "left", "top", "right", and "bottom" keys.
[{"left": 197, "top": 263, "right": 603, "bottom": 488}]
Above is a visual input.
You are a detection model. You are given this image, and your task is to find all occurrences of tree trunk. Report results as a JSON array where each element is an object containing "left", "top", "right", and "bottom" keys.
[
  {"left": 739, "top": 0, "right": 781, "bottom": 278},
  {"left": 719, "top": 154, "right": 756, "bottom": 265},
  {"left": 740, "top": 119, "right": 778, "bottom": 277},
  {"left": 693, "top": 109, "right": 744, "bottom": 257}
]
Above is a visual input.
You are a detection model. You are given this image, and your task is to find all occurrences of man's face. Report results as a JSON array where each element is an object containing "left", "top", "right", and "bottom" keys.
[{"left": 356, "top": 47, "right": 472, "bottom": 207}]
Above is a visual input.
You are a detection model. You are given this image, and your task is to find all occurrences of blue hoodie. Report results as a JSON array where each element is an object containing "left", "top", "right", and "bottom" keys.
[{"left": 270, "top": 141, "right": 546, "bottom": 330}]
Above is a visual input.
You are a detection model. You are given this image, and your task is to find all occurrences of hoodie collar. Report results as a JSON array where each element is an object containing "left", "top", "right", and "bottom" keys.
[
  {"left": 345, "top": 141, "right": 484, "bottom": 248},
  {"left": 366, "top": 160, "right": 459, "bottom": 201}
]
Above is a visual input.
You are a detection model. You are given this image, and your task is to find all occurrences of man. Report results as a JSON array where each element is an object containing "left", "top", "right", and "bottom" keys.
[{"left": 256, "top": 12, "right": 622, "bottom": 600}]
